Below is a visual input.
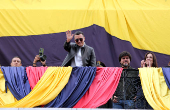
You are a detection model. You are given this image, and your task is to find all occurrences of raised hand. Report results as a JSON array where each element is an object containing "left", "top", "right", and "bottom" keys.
[
  {"left": 33, "top": 55, "right": 40, "bottom": 63},
  {"left": 66, "top": 30, "right": 74, "bottom": 43},
  {"left": 141, "top": 60, "right": 145, "bottom": 67},
  {"left": 41, "top": 60, "right": 47, "bottom": 66},
  {"left": 146, "top": 60, "right": 151, "bottom": 67}
]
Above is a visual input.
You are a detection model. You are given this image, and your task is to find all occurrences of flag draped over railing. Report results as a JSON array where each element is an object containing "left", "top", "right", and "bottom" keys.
[
  {"left": 1, "top": 67, "right": 170, "bottom": 109},
  {"left": 1, "top": 66, "right": 31, "bottom": 100},
  {"left": 139, "top": 68, "right": 170, "bottom": 110},
  {"left": 0, "top": 66, "right": 123, "bottom": 108},
  {"left": 162, "top": 68, "right": 170, "bottom": 89}
]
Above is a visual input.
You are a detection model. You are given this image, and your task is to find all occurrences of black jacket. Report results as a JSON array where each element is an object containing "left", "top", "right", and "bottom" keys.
[{"left": 113, "top": 66, "right": 139, "bottom": 100}]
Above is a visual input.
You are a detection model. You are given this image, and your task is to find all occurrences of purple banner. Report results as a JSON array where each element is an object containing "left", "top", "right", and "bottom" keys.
[{"left": 0, "top": 25, "right": 169, "bottom": 68}]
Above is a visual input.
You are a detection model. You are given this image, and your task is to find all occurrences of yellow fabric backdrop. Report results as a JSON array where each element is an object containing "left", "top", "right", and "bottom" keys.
[
  {"left": 0, "top": 0, "right": 170, "bottom": 55},
  {"left": 0, "top": 69, "right": 17, "bottom": 106},
  {"left": 139, "top": 68, "right": 170, "bottom": 110},
  {"left": 0, "top": 67, "right": 72, "bottom": 107}
]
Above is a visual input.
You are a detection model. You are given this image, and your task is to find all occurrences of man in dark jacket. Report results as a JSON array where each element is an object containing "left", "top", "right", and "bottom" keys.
[
  {"left": 112, "top": 51, "right": 139, "bottom": 109},
  {"left": 61, "top": 30, "right": 96, "bottom": 67}
]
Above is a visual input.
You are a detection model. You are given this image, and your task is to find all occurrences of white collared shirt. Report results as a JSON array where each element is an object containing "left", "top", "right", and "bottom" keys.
[{"left": 71, "top": 45, "right": 84, "bottom": 67}]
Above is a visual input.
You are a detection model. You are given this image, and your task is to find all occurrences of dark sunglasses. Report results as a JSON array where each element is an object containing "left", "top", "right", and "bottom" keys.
[{"left": 75, "top": 38, "right": 83, "bottom": 42}]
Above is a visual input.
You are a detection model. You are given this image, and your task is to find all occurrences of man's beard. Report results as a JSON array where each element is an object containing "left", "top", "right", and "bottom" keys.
[
  {"left": 121, "top": 62, "right": 129, "bottom": 67},
  {"left": 123, "top": 63, "right": 129, "bottom": 67}
]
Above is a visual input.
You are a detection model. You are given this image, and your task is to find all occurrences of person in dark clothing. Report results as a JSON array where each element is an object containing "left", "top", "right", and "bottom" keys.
[
  {"left": 61, "top": 30, "right": 96, "bottom": 67},
  {"left": 112, "top": 51, "right": 138, "bottom": 109}
]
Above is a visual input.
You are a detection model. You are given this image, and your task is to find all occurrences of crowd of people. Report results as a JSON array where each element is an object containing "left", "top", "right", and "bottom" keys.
[{"left": 3, "top": 30, "right": 169, "bottom": 109}]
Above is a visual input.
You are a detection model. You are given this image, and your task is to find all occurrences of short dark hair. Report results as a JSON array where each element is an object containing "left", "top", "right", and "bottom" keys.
[
  {"left": 119, "top": 51, "right": 131, "bottom": 62},
  {"left": 11, "top": 56, "right": 22, "bottom": 63},
  {"left": 74, "top": 31, "right": 84, "bottom": 36}
]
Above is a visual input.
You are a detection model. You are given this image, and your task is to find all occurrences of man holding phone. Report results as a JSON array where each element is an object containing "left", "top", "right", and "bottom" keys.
[{"left": 33, "top": 55, "right": 47, "bottom": 67}]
